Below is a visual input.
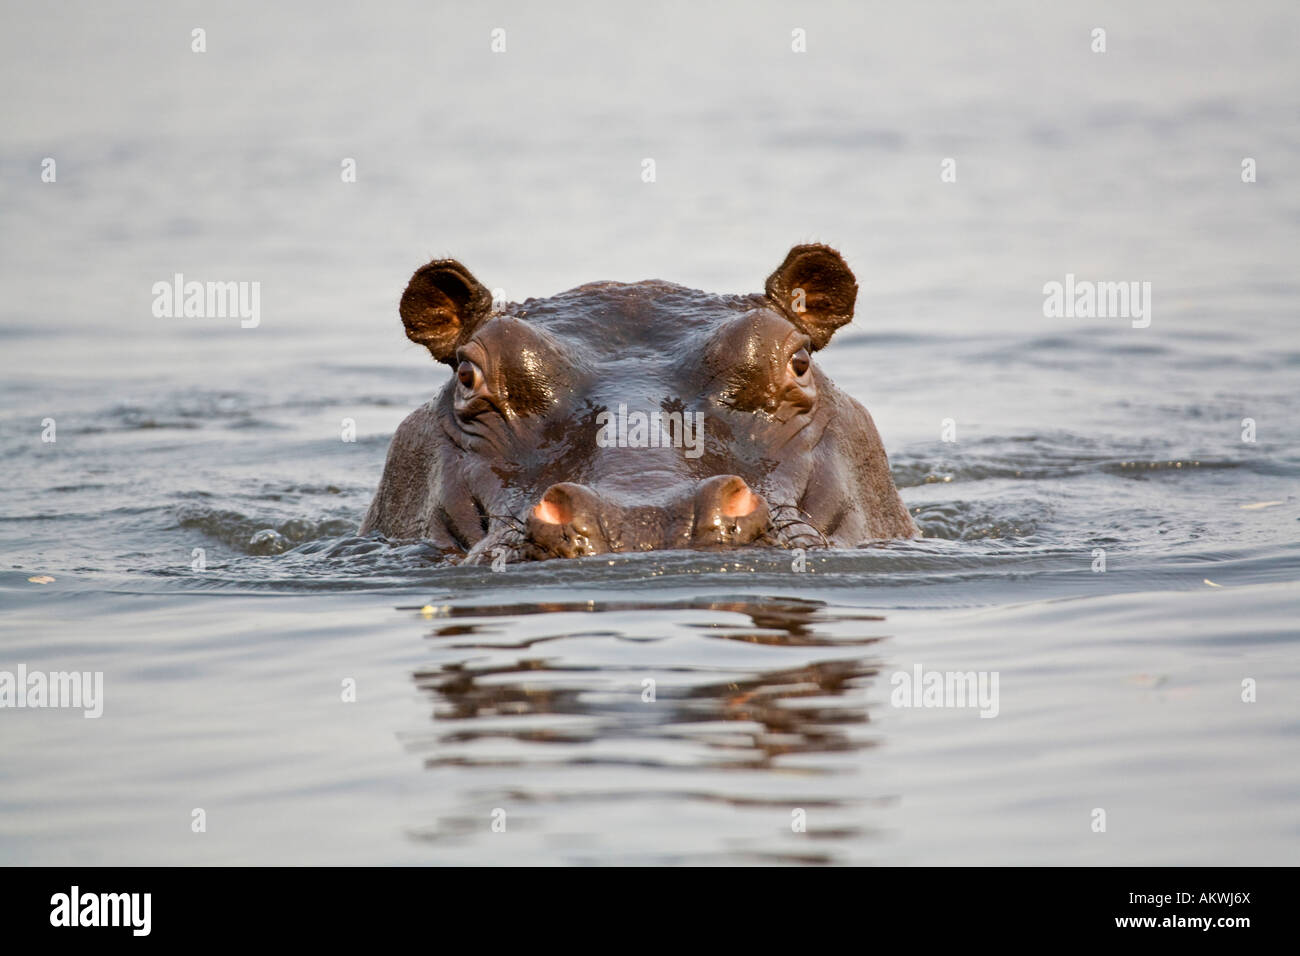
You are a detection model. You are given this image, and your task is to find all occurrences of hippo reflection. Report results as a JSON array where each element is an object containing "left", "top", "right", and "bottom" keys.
[{"left": 361, "top": 244, "right": 916, "bottom": 562}]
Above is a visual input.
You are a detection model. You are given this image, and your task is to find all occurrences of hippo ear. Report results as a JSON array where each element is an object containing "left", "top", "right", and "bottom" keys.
[
  {"left": 764, "top": 244, "right": 858, "bottom": 350},
  {"left": 399, "top": 259, "right": 494, "bottom": 364}
]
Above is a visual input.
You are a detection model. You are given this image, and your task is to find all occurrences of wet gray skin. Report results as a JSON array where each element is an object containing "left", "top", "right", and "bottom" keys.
[{"left": 360, "top": 244, "right": 917, "bottom": 563}]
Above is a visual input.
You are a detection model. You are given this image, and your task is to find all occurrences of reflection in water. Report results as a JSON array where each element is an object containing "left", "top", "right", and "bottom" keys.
[{"left": 404, "top": 597, "right": 892, "bottom": 863}]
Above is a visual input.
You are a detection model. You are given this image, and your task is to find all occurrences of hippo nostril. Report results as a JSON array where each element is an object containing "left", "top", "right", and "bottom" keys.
[
  {"left": 532, "top": 499, "right": 566, "bottom": 525},
  {"left": 696, "top": 475, "right": 767, "bottom": 528},
  {"left": 718, "top": 477, "right": 761, "bottom": 518},
  {"left": 690, "top": 475, "right": 769, "bottom": 547},
  {"left": 526, "top": 483, "right": 611, "bottom": 559},
  {"left": 532, "top": 485, "right": 577, "bottom": 525}
]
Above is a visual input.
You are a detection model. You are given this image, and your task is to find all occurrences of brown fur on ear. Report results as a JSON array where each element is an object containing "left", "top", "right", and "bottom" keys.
[
  {"left": 764, "top": 244, "right": 858, "bottom": 350},
  {"left": 399, "top": 259, "right": 493, "bottom": 364}
]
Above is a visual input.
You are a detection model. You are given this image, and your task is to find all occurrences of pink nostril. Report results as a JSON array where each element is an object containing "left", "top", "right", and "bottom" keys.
[
  {"left": 532, "top": 485, "right": 578, "bottom": 525},
  {"left": 532, "top": 497, "right": 569, "bottom": 525},
  {"left": 532, "top": 499, "right": 566, "bottom": 525},
  {"left": 719, "top": 478, "right": 760, "bottom": 518}
]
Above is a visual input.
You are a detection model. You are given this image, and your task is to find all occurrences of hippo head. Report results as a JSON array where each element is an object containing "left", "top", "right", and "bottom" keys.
[{"left": 360, "top": 244, "right": 916, "bottom": 563}]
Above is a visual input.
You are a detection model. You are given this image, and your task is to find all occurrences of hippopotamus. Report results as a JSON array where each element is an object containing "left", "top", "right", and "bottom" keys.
[{"left": 360, "top": 244, "right": 917, "bottom": 562}]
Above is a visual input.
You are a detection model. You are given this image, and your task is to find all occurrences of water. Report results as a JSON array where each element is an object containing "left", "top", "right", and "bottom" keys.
[{"left": 1, "top": 0, "right": 1297, "bottom": 864}]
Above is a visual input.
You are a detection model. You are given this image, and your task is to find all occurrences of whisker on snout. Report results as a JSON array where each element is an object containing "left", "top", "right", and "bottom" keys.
[
  {"left": 487, "top": 513, "right": 529, "bottom": 533},
  {"left": 766, "top": 503, "right": 830, "bottom": 549}
]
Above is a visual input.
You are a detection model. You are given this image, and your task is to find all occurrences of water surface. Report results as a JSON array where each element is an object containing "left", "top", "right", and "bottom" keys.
[{"left": 1, "top": 0, "right": 1297, "bottom": 865}]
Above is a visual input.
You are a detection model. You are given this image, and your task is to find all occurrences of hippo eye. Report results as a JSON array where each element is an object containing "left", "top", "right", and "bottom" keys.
[
  {"left": 790, "top": 348, "right": 811, "bottom": 378},
  {"left": 456, "top": 360, "right": 481, "bottom": 390}
]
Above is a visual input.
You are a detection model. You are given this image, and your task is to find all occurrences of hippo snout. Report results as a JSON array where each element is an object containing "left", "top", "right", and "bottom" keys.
[{"left": 524, "top": 475, "right": 771, "bottom": 559}]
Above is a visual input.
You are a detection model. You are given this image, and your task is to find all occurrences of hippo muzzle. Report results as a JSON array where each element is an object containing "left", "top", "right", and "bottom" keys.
[{"left": 520, "top": 475, "right": 771, "bottom": 559}]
